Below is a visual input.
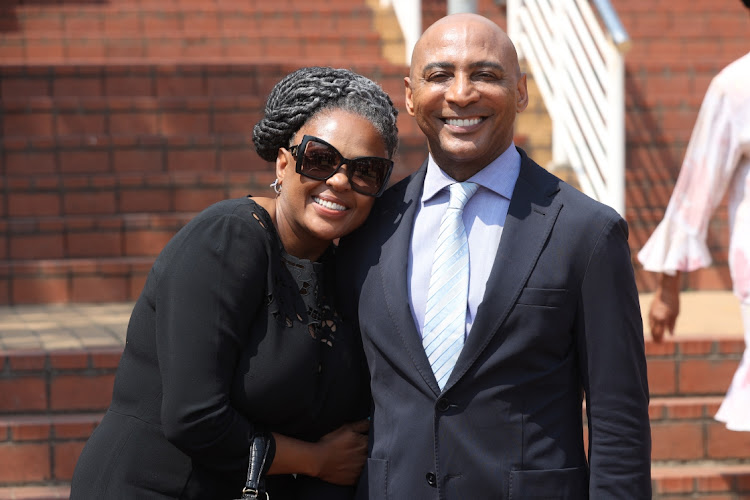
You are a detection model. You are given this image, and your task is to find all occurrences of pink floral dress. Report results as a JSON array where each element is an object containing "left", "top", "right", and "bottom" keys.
[{"left": 638, "top": 52, "right": 750, "bottom": 431}]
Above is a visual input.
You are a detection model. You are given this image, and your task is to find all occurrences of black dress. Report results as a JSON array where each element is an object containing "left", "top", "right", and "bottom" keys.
[{"left": 70, "top": 197, "right": 370, "bottom": 499}]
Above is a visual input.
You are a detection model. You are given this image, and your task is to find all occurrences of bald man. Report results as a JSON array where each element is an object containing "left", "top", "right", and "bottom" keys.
[{"left": 338, "top": 14, "right": 651, "bottom": 498}]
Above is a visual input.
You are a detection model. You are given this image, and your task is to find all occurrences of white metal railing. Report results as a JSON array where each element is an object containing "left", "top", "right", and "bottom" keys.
[
  {"left": 508, "top": 0, "right": 630, "bottom": 215},
  {"left": 379, "top": 0, "right": 421, "bottom": 64}
]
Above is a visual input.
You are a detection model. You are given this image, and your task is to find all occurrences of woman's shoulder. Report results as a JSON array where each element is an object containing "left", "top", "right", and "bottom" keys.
[{"left": 192, "top": 197, "right": 275, "bottom": 235}]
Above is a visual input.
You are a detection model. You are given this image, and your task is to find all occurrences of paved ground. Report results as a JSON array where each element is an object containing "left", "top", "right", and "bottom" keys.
[{"left": 0, "top": 291, "right": 744, "bottom": 352}]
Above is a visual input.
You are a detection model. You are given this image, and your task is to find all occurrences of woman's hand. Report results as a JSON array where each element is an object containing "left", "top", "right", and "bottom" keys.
[
  {"left": 649, "top": 272, "right": 681, "bottom": 342},
  {"left": 312, "top": 419, "right": 370, "bottom": 485}
]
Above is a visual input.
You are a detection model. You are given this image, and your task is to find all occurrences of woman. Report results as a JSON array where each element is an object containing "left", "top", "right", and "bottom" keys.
[{"left": 70, "top": 67, "right": 399, "bottom": 499}]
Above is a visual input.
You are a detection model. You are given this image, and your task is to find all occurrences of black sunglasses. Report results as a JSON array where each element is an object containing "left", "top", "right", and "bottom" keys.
[{"left": 289, "top": 135, "right": 393, "bottom": 197}]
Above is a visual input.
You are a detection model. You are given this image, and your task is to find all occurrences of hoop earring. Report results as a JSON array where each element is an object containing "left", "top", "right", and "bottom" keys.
[{"left": 270, "top": 179, "right": 282, "bottom": 195}]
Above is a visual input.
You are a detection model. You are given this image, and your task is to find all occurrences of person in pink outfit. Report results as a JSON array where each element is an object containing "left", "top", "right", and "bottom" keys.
[{"left": 638, "top": 0, "right": 750, "bottom": 432}]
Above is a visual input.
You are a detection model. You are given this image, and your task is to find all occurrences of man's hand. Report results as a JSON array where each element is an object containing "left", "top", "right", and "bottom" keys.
[{"left": 649, "top": 272, "right": 681, "bottom": 342}]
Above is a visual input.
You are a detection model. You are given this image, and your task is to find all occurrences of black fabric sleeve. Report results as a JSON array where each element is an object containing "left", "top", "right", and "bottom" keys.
[
  {"left": 154, "top": 208, "right": 269, "bottom": 473},
  {"left": 577, "top": 215, "right": 652, "bottom": 498}
]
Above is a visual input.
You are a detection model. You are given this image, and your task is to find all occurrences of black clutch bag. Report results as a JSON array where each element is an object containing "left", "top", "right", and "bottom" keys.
[{"left": 236, "top": 431, "right": 272, "bottom": 499}]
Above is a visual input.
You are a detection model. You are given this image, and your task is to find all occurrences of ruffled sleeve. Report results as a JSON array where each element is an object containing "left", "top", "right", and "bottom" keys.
[{"left": 638, "top": 77, "right": 739, "bottom": 274}]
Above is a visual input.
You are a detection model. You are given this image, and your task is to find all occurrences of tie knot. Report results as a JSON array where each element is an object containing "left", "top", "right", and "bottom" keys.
[{"left": 448, "top": 182, "right": 478, "bottom": 210}]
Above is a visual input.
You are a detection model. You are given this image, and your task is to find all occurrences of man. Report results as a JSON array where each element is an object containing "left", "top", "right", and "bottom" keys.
[
  {"left": 338, "top": 13, "right": 651, "bottom": 498},
  {"left": 639, "top": 0, "right": 750, "bottom": 432}
]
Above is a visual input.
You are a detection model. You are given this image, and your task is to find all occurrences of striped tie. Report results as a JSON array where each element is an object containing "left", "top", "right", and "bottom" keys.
[{"left": 423, "top": 181, "right": 478, "bottom": 390}]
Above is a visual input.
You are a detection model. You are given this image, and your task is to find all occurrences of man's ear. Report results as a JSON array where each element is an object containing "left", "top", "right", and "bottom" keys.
[
  {"left": 516, "top": 73, "right": 529, "bottom": 113},
  {"left": 405, "top": 77, "right": 416, "bottom": 117}
]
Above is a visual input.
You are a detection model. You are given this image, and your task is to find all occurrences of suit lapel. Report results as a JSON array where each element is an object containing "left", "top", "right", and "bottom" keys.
[
  {"left": 375, "top": 162, "right": 441, "bottom": 391},
  {"left": 446, "top": 153, "right": 562, "bottom": 390}
]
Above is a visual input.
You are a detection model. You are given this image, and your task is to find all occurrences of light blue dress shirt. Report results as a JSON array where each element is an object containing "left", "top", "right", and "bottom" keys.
[{"left": 408, "top": 144, "right": 521, "bottom": 339}]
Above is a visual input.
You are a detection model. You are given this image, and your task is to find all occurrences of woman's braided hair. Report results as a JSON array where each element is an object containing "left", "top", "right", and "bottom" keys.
[{"left": 253, "top": 66, "right": 399, "bottom": 162}]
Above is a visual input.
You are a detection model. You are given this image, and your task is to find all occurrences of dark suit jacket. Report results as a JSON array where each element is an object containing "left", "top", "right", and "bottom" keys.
[{"left": 337, "top": 149, "right": 651, "bottom": 499}]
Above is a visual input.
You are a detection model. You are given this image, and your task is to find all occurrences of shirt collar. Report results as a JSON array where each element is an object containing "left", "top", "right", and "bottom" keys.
[{"left": 421, "top": 143, "right": 521, "bottom": 203}]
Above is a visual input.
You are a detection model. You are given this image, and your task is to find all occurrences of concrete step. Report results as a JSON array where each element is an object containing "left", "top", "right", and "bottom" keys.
[
  {"left": 0, "top": 485, "right": 70, "bottom": 500},
  {"left": 651, "top": 463, "right": 750, "bottom": 499}
]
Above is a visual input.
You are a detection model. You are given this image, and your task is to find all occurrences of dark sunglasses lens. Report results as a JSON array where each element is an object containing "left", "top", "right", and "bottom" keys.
[
  {"left": 300, "top": 140, "right": 341, "bottom": 179},
  {"left": 350, "top": 159, "right": 391, "bottom": 195}
]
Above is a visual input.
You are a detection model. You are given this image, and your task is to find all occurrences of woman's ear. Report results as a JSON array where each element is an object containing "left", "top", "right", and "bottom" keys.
[{"left": 276, "top": 147, "right": 290, "bottom": 183}]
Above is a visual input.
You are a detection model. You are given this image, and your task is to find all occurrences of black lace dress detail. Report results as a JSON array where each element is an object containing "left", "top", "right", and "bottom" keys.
[{"left": 251, "top": 205, "right": 342, "bottom": 347}]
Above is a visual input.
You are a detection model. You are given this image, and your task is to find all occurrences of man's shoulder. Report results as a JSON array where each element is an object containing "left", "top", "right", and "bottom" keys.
[{"left": 518, "top": 152, "right": 622, "bottom": 231}]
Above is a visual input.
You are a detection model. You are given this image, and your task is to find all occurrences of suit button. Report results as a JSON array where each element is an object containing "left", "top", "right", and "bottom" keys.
[
  {"left": 436, "top": 398, "right": 451, "bottom": 412},
  {"left": 425, "top": 472, "right": 437, "bottom": 487}
]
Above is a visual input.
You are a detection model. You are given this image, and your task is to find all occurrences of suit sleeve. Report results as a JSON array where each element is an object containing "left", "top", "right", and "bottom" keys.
[
  {"left": 154, "top": 210, "right": 268, "bottom": 473},
  {"left": 577, "top": 214, "right": 652, "bottom": 498}
]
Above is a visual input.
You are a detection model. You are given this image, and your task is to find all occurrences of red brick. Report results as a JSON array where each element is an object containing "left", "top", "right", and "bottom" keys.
[
  {"left": 119, "top": 189, "right": 171, "bottom": 212},
  {"left": 142, "top": 13, "right": 182, "bottom": 32},
  {"left": 52, "top": 77, "right": 102, "bottom": 98},
  {"left": 12, "top": 277, "right": 69, "bottom": 305},
  {"left": 25, "top": 40, "right": 66, "bottom": 62},
  {"left": 49, "top": 375, "right": 115, "bottom": 411},
  {"left": 54, "top": 418, "right": 100, "bottom": 439},
  {"left": 48, "top": 352, "right": 89, "bottom": 370},
  {"left": 0, "top": 443, "right": 50, "bottom": 482},
  {"left": 160, "top": 112, "right": 210, "bottom": 135},
  {"left": 7, "top": 353, "right": 46, "bottom": 371},
  {"left": 7, "top": 193, "right": 60, "bottom": 217},
  {"left": 124, "top": 230, "right": 173, "bottom": 256},
  {"left": 112, "top": 149, "right": 164, "bottom": 173},
  {"left": 56, "top": 112, "right": 107, "bottom": 136},
  {"left": 63, "top": 191, "right": 116, "bottom": 215},
  {"left": 1, "top": 78, "right": 50, "bottom": 99},
  {"left": 0, "top": 378, "right": 47, "bottom": 412},
  {"left": 105, "top": 75, "right": 154, "bottom": 96},
  {"left": 706, "top": 423, "right": 750, "bottom": 460},
  {"left": 12, "top": 422, "right": 51, "bottom": 441},
  {"left": 647, "top": 359, "right": 677, "bottom": 396},
  {"left": 105, "top": 40, "right": 147, "bottom": 59},
  {"left": 220, "top": 149, "right": 257, "bottom": 172},
  {"left": 156, "top": 75, "right": 205, "bottom": 97},
  {"left": 10, "top": 234, "right": 65, "bottom": 259},
  {"left": 174, "top": 188, "right": 224, "bottom": 212},
  {"left": 109, "top": 112, "right": 159, "bottom": 135},
  {"left": 59, "top": 150, "right": 110, "bottom": 174},
  {"left": 212, "top": 111, "right": 257, "bottom": 135},
  {"left": 67, "top": 231, "right": 123, "bottom": 258},
  {"left": 103, "top": 12, "right": 141, "bottom": 34},
  {"left": 3, "top": 113, "right": 54, "bottom": 137},
  {"left": 90, "top": 350, "right": 123, "bottom": 369},
  {"left": 129, "top": 274, "right": 148, "bottom": 299},
  {"left": 651, "top": 421, "right": 704, "bottom": 461},
  {"left": 65, "top": 42, "right": 108, "bottom": 62},
  {"left": 167, "top": 149, "right": 216, "bottom": 171},
  {"left": 70, "top": 275, "right": 128, "bottom": 302},
  {"left": 654, "top": 475, "right": 695, "bottom": 494},
  {"left": 679, "top": 359, "right": 739, "bottom": 395},
  {"left": 53, "top": 441, "right": 86, "bottom": 480},
  {"left": 4, "top": 151, "right": 57, "bottom": 175}
]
